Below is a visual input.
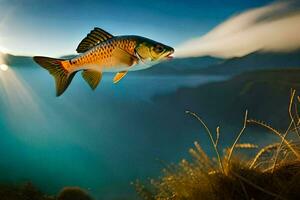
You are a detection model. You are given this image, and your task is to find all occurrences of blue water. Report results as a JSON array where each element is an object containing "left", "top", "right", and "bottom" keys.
[{"left": 0, "top": 67, "right": 277, "bottom": 199}]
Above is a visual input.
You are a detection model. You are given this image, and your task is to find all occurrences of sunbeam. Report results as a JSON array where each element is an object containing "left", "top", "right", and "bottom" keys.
[
  {"left": 0, "top": 67, "right": 44, "bottom": 120},
  {"left": 0, "top": 54, "right": 47, "bottom": 141}
]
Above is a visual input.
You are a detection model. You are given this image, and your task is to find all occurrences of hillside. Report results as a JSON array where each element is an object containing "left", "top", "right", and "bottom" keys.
[
  {"left": 0, "top": 53, "right": 34, "bottom": 67},
  {"left": 137, "top": 50, "right": 300, "bottom": 76},
  {"left": 152, "top": 68, "right": 300, "bottom": 129},
  {"left": 196, "top": 50, "right": 300, "bottom": 75},
  {"left": 135, "top": 56, "right": 223, "bottom": 75}
]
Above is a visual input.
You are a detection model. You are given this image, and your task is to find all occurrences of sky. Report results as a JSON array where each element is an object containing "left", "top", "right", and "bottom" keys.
[
  {"left": 175, "top": 0, "right": 300, "bottom": 58},
  {"left": 0, "top": 0, "right": 273, "bottom": 57}
]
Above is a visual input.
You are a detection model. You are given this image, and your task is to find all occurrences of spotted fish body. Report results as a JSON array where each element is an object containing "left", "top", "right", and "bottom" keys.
[
  {"left": 65, "top": 36, "right": 138, "bottom": 73},
  {"left": 33, "top": 27, "right": 174, "bottom": 96}
]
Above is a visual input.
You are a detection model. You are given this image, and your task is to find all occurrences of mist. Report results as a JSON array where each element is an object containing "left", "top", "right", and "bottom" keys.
[{"left": 174, "top": 0, "right": 300, "bottom": 58}]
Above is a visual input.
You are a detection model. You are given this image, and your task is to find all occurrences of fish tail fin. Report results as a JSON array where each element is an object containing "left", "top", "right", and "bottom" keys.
[{"left": 33, "top": 56, "right": 76, "bottom": 96}]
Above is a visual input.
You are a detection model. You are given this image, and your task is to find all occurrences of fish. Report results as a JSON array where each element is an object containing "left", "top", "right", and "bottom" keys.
[{"left": 33, "top": 27, "right": 174, "bottom": 96}]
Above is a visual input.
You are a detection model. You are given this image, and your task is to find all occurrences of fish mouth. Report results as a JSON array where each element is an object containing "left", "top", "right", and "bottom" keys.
[{"left": 165, "top": 50, "right": 174, "bottom": 60}]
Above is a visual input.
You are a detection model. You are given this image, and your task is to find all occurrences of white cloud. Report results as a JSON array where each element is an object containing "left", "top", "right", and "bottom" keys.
[{"left": 174, "top": 1, "right": 300, "bottom": 58}]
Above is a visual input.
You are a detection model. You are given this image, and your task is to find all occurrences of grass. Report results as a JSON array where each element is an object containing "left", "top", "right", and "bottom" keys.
[
  {"left": 0, "top": 183, "right": 93, "bottom": 200},
  {"left": 0, "top": 182, "right": 55, "bottom": 200},
  {"left": 134, "top": 89, "right": 300, "bottom": 200}
]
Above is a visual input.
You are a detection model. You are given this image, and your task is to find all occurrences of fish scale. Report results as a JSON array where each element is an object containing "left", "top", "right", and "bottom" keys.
[{"left": 68, "top": 37, "right": 136, "bottom": 72}]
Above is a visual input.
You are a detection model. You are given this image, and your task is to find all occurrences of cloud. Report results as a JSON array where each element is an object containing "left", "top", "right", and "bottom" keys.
[{"left": 174, "top": 0, "right": 300, "bottom": 58}]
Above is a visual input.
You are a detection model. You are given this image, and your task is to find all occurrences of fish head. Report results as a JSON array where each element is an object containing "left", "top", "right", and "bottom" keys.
[{"left": 134, "top": 37, "right": 174, "bottom": 63}]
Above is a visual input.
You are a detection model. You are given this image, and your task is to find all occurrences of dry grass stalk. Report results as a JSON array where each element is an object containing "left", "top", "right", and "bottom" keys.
[
  {"left": 135, "top": 90, "right": 300, "bottom": 200},
  {"left": 185, "top": 110, "right": 224, "bottom": 173},
  {"left": 227, "top": 110, "right": 248, "bottom": 165},
  {"left": 250, "top": 143, "right": 279, "bottom": 169},
  {"left": 235, "top": 143, "right": 258, "bottom": 149},
  {"left": 247, "top": 119, "right": 300, "bottom": 159}
]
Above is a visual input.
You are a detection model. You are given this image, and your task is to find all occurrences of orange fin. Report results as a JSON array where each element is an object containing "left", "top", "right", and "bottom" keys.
[
  {"left": 113, "top": 71, "right": 128, "bottom": 84},
  {"left": 33, "top": 56, "right": 76, "bottom": 96},
  {"left": 82, "top": 70, "right": 102, "bottom": 90}
]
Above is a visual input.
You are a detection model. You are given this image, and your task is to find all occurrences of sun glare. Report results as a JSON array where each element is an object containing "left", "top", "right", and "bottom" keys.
[{"left": 0, "top": 64, "right": 8, "bottom": 71}]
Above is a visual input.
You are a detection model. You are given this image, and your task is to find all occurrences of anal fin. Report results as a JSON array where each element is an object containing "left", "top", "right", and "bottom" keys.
[
  {"left": 113, "top": 71, "right": 128, "bottom": 84},
  {"left": 82, "top": 70, "right": 102, "bottom": 90}
]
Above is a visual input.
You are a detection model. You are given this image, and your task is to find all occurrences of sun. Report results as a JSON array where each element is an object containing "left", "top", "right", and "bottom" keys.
[
  {"left": 0, "top": 48, "right": 9, "bottom": 72},
  {"left": 0, "top": 64, "right": 8, "bottom": 71}
]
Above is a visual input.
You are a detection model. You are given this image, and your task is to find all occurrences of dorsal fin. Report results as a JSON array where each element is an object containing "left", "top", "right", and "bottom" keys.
[{"left": 76, "top": 27, "right": 114, "bottom": 53}]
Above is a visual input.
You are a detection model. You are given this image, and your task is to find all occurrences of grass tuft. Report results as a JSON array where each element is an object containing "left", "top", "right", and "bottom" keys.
[{"left": 134, "top": 89, "right": 300, "bottom": 200}]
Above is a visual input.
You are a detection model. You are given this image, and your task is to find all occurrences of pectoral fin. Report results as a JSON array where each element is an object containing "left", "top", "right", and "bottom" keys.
[
  {"left": 113, "top": 71, "right": 128, "bottom": 84},
  {"left": 82, "top": 70, "right": 102, "bottom": 90},
  {"left": 112, "top": 47, "right": 138, "bottom": 67}
]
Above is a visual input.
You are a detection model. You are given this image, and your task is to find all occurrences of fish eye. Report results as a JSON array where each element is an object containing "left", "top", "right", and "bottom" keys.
[{"left": 154, "top": 45, "right": 164, "bottom": 53}]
